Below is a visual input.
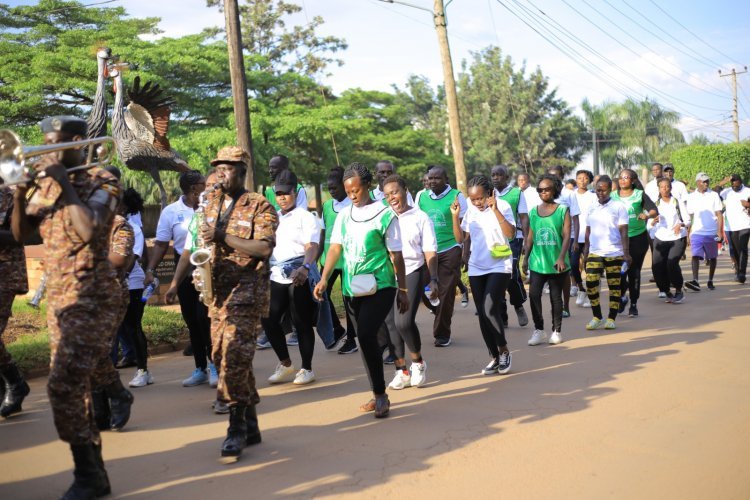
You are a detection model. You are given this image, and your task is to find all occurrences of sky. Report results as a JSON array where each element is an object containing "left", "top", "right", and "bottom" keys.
[{"left": 8, "top": 0, "right": 750, "bottom": 144}]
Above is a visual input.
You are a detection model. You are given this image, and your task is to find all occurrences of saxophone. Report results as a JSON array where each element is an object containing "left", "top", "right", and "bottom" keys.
[{"left": 190, "top": 193, "right": 214, "bottom": 306}]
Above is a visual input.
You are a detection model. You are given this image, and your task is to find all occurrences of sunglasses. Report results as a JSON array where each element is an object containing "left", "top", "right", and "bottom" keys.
[{"left": 536, "top": 187, "right": 554, "bottom": 193}]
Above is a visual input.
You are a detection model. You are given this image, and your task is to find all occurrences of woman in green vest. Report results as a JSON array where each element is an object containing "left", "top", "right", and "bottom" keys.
[
  {"left": 522, "top": 175, "right": 571, "bottom": 346},
  {"left": 314, "top": 163, "right": 408, "bottom": 418},
  {"left": 612, "top": 169, "right": 657, "bottom": 318}
]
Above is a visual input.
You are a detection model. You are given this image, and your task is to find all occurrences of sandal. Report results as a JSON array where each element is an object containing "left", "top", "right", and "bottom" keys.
[
  {"left": 374, "top": 394, "right": 390, "bottom": 418},
  {"left": 359, "top": 398, "right": 376, "bottom": 412}
]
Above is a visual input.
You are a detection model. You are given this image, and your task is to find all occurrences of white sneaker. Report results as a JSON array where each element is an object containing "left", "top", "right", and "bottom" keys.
[
  {"left": 388, "top": 369, "right": 412, "bottom": 390},
  {"left": 583, "top": 298, "right": 591, "bottom": 308},
  {"left": 658, "top": 291, "right": 667, "bottom": 299},
  {"left": 268, "top": 363, "right": 296, "bottom": 384},
  {"left": 410, "top": 361, "right": 427, "bottom": 388},
  {"left": 293, "top": 368, "right": 316, "bottom": 385},
  {"left": 570, "top": 285, "right": 579, "bottom": 296},
  {"left": 129, "top": 369, "right": 153, "bottom": 387},
  {"left": 528, "top": 329, "right": 548, "bottom": 346},
  {"left": 548, "top": 330, "right": 563, "bottom": 344},
  {"left": 576, "top": 290, "right": 587, "bottom": 306}
]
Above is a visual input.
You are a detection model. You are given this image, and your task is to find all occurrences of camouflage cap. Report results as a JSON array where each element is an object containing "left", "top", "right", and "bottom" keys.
[
  {"left": 39, "top": 115, "right": 87, "bottom": 136},
  {"left": 211, "top": 146, "right": 250, "bottom": 167}
]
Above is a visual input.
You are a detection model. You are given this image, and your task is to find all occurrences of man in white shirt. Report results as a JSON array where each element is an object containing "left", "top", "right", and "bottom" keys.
[
  {"left": 721, "top": 174, "right": 750, "bottom": 283},
  {"left": 686, "top": 173, "right": 724, "bottom": 291},
  {"left": 662, "top": 164, "right": 688, "bottom": 202},
  {"left": 370, "top": 160, "right": 414, "bottom": 205}
]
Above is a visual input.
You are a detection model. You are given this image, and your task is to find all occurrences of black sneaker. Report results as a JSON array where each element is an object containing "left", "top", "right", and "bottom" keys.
[
  {"left": 383, "top": 353, "right": 397, "bottom": 365},
  {"left": 707, "top": 281, "right": 715, "bottom": 290},
  {"left": 497, "top": 351, "right": 512, "bottom": 374},
  {"left": 338, "top": 338, "right": 358, "bottom": 354},
  {"left": 628, "top": 304, "right": 638, "bottom": 317},
  {"left": 618, "top": 295, "right": 629, "bottom": 313},
  {"left": 434, "top": 337, "right": 452, "bottom": 347},
  {"left": 685, "top": 280, "right": 700, "bottom": 292},
  {"left": 481, "top": 357, "right": 500, "bottom": 375},
  {"left": 672, "top": 291, "right": 685, "bottom": 304},
  {"left": 325, "top": 327, "right": 347, "bottom": 350}
]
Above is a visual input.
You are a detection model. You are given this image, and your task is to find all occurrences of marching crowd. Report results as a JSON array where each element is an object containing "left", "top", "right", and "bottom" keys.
[{"left": 0, "top": 115, "right": 749, "bottom": 498}]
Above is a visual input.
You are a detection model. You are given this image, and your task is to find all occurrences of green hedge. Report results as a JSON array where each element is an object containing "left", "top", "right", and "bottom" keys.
[{"left": 670, "top": 144, "right": 750, "bottom": 187}]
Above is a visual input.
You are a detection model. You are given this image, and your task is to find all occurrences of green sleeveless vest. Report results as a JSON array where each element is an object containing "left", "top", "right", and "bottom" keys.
[
  {"left": 321, "top": 199, "right": 343, "bottom": 270},
  {"left": 612, "top": 189, "right": 647, "bottom": 237},
  {"left": 418, "top": 188, "right": 459, "bottom": 252},
  {"left": 497, "top": 186, "right": 522, "bottom": 225},
  {"left": 528, "top": 204, "right": 570, "bottom": 274},
  {"left": 264, "top": 183, "right": 304, "bottom": 211},
  {"left": 338, "top": 204, "right": 397, "bottom": 297}
]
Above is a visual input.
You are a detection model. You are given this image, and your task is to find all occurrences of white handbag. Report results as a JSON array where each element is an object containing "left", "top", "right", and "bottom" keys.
[{"left": 350, "top": 274, "right": 377, "bottom": 297}]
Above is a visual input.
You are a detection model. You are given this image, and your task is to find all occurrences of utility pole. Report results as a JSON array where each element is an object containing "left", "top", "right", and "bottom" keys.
[
  {"left": 719, "top": 66, "right": 748, "bottom": 144},
  {"left": 380, "top": 0, "right": 467, "bottom": 193},
  {"left": 591, "top": 127, "right": 598, "bottom": 175},
  {"left": 224, "top": 0, "right": 255, "bottom": 191}
]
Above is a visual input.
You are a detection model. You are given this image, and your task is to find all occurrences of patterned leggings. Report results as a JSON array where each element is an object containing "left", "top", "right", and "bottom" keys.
[{"left": 585, "top": 254, "right": 623, "bottom": 321}]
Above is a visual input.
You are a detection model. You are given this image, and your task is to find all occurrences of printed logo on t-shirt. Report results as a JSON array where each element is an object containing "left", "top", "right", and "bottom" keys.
[
  {"left": 427, "top": 209, "right": 447, "bottom": 228},
  {"left": 535, "top": 227, "right": 558, "bottom": 246}
]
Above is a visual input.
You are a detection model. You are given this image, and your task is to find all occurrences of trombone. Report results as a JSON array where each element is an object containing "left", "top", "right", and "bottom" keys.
[{"left": 0, "top": 129, "right": 115, "bottom": 187}]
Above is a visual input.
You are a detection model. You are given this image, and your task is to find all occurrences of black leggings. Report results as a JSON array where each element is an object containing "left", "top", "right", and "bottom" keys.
[
  {"left": 529, "top": 270, "right": 568, "bottom": 333},
  {"left": 570, "top": 243, "right": 584, "bottom": 287},
  {"left": 653, "top": 238, "right": 686, "bottom": 293},
  {"left": 262, "top": 280, "right": 317, "bottom": 370},
  {"left": 468, "top": 273, "right": 510, "bottom": 358},
  {"left": 390, "top": 267, "right": 424, "bottom": 360},
  {"left": 728, "top": 229, "right": 750, "bottom": 279},
  {"left": 120, "top": 289, "right": 148, "bottom": 370},
  {"left": 177, "top": 265, "right": 212, "bottom": 370},
  {"left": 621, "top": 231, "right": 649, "bottom": 304},
  {"left": 345, "top": 288, "right": 396, "bottom": 395},
  {"left": 327, "top": 269, "right": 354, "bottom": 337}
]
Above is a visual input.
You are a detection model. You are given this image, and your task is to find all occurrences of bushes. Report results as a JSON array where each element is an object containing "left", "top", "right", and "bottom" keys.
[{"left": 670, "top": 144, "right": 750, "bottom": 186}]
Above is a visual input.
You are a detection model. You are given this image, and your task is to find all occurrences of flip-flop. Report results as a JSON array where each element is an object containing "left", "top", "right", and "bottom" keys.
[{"left": 360, "top": 399, "right": 376, "bottom": 412}]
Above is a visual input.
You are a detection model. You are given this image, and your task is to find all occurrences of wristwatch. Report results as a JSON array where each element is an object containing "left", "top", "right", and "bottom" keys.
[
  {"left": 303, "top": 263, "right": 311, "bottom": 271},
  {"left": 145, "top": 268, "right": 155, "bottom": 274}
]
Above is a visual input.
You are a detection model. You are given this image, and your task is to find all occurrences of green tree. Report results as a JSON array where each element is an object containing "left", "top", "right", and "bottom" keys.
[{"left": 454, "top": 47, "right": 587, "bottom": 178}]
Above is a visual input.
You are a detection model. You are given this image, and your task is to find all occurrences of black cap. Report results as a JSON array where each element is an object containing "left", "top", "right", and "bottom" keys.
[
  {"left": 39, "top": 116, "right": 87, "bottom": 136},
  {"left": 663, "top": 163, "right": 675, "bottom": 172},
  {"left": 274, "top": 169, "right": 298, "bottom": 194}
]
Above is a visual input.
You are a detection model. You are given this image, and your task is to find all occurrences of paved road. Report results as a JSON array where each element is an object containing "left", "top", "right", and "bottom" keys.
[{"left": 1, "top": 259, "right": 749, "bottom": 499}]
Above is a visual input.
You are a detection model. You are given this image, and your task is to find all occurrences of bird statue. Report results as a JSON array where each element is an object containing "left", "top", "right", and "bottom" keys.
[
  {"left": 109, "top": 66, "right": 190, "bottom": 208},
  {"left": 86, "top": 47, "right": 112, "bottom": 141}
]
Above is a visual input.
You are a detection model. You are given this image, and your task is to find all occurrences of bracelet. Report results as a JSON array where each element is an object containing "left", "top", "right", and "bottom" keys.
[
  {"left": 398, "top": 287, "right": 408, "bottom": 292},
  {"left": 303, "top": 263, "right": 311, "bottom": 270},
  {"left": 146, "top": 268, "right": 154, "bottom": 274}
]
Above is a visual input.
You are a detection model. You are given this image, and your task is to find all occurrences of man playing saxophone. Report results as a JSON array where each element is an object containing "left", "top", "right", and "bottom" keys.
[{"left": 167, "top": 146, "right": 278, "bottom": 461}]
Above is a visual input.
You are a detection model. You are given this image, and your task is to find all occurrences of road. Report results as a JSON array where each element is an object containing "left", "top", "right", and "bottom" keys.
[{"left": 1, "top": 259, "right": 749, "bottom": 499}]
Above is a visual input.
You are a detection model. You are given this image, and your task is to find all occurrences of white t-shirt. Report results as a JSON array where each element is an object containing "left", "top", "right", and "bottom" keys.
[
  {"left": 687, "top": 190, "right": 723, "bottom": 236},
  {"left": 371, "top": 185, "right": 414, "bottom": 205},
  {"left": 270, "top": 207, "right": 322, "bottom": 284},
  {"left": 575, "top": 190, "right": 597, "bottom": 243},
  {"left": 556, "top": 188, "right": 581, "bottom": 217},
  {"left": 586, "top": 199, "right": 629, "bottom": 257},
  {"left": 330, "top": 203, "right": 402, "bottom": 252},
  {"left": 397, "top": 206, "right": 437, "bottom": 276},
  {"left": 495, "top": 185, "right": 528, "bottom": 239},
  {"left": 653, "top": 196, "right": 690, "bottom": 241},
  {"left": 721, "top": 186, "right": 750, "bottom": 231},
  {"left": 460, "top": 200, "right": 515, "bottom": 276},
  {"left": 521, "top": 186, "right": 541, "bottom": 212},
  {"left": 155, "top": 197, "right": 194, "bottom": 254},
  {"left": 646, "top": 178, "right": 688, "bottom": 203},
  {"left": 127, "top": 219, "right": 146, "bottom": 290}
]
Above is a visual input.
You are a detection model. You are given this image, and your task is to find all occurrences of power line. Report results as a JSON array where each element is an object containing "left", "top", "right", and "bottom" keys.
[
  {"left": 510, "top": 0, "right": 723, "bottom": 115},
  {"left": 29, "top": 0, "right": 122, "bottom": 14},
  {"left": 647, "top": 0, "right": 737, "bottom": 64},
  {"left": 600, "top": 0, "right": 716, "bottom": 70},
  {"left": 559, "top": 0, "right": 726, "bottom": 99}
]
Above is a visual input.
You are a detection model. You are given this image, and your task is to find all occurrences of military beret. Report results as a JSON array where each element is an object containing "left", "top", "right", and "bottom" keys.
[
  {"left": 39, "top": 116, "right": 88, "bottom": 136},
  {"left": 211, "top": 146, "right": 250, "bottom": 168}
]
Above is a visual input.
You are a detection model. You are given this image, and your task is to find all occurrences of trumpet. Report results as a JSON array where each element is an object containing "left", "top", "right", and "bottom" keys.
[{"left": 0, "top": 129, "right": 115, "bottom": 187}]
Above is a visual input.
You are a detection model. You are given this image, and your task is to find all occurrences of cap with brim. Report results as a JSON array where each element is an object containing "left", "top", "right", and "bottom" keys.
[
  {"left": 210, "top": 146, "right": 249, "bottom": 167},
  {"left": 695, "top": 172, "right": 710, "bottom": 181},
  {"left": 663, "top": 165, "right": 675, "bottom": 171},
  {"left": 274, "top": 169, "right": 298, "bottom": 194},
  {"left": 40, "top": 116, "right": 87, "bottom": 136}
]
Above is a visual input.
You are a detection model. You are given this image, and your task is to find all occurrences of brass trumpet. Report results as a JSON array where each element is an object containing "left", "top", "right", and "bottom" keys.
[{"left": 0, "top": 129, "right": 115, "bottom": 187}]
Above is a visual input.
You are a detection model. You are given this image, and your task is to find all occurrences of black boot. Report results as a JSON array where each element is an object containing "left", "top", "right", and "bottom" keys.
[
  {"left": 221, "top": 404, "right": 247, "bottom": 458},
  {"left": 90, "top": 389, "right": 111, "bottom": 431},
  {"left": 60, "top": 444, "right": 109, "bottom": 500},
  {"left": 245, "top": 404, "right": 261, "bottom": 446},
  {"left": 92, "top": 442, "right": 111, "bottom": 497},
  {"left": 103, "top": 379, "right": 133, "bottom": 431},
  {"left": 0, "top": 363, "right": 30, "bottom": 418}
]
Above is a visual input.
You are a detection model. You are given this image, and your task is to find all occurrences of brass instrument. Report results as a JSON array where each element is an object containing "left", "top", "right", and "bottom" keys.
[
  {"left": 190, "top": 191, "right": 215, "bottom": 306},
  {"left": 0, "top": 129, "right": 115, "bottom": 187}
]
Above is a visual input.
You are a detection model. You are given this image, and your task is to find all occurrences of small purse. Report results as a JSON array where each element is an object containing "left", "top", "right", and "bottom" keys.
[
  {"left": 350, "top": 274, "right": 377, "bottom": 297},
  {"left": 490, "top": 243, "right": 512, "bottom": 258}
]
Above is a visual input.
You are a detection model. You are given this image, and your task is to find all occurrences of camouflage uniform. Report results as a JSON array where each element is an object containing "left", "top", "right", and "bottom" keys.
[
  {"left": 90, "top": 214, "right": 134, "bottom": 387},
  {"left": 0, "top": 187, "right": 29, "bottom": 370},
  {"left": 25, "top": 169, "right": 120, "bottom": 445},
  {"left": 204, "top": 190, "right": 277, "bottom": 406}
]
